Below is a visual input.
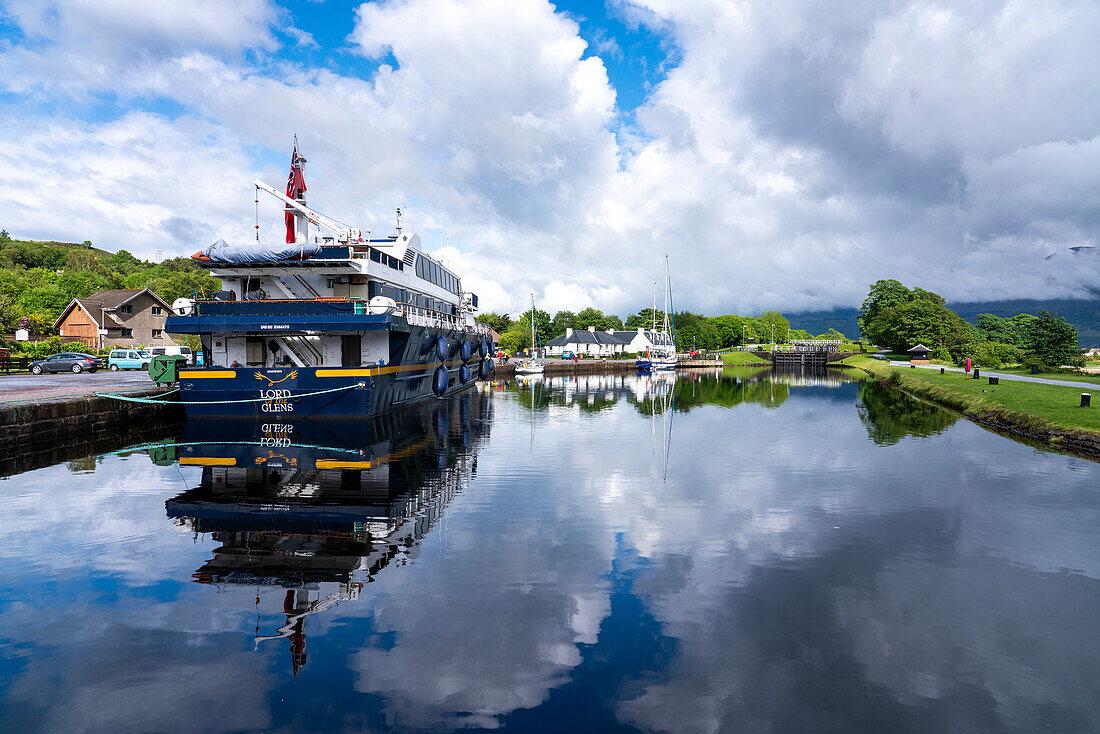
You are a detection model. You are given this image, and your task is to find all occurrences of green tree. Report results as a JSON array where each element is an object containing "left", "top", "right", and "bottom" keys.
[
  {"left": 757, "top": 310, "right": 790, "bottom": 344},
  {"left": 548, "top": 310, "right": 576, "bottom": 339},
  {"left": 106, "top": 250, "right": 142, "bottom": 274},
  {"left": 573, "top": 307, "right": 621, "bottom": 331},
  {"left": 858, "top": 279, "right": 912, "bottom": 343},
  {"left": 673, "top": 311, "right": 719, "bottom": 350},
  {"left": 875, "top": 298, "right": 972, "bottom": 355},
  {"left": 708, "top": 314, "right": 750, "bottom": 347},
  {"left": 1024, "top": 310, "right": 1082, "bottom": 366},
  {"left": 475, "top": 312, "right": 512, "bottom": 334},
  {"left": 625, "top": 308, "right": 667, "bottom": 329}
]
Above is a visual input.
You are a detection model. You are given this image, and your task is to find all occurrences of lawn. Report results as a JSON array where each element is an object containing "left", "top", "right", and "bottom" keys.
[
  {"left": 720, "top": 351, "right": 770, "bottom": 366},
  {"left": 857, "top": 359, "right": 1100, "bottom": 435}
]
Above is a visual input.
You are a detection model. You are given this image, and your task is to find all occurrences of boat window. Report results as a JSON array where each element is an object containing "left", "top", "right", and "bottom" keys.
[
  {"left": 368, "top": 281, "right": 382, "bottom": 299},
  {"left": 370, "top": 248, "right": 383, "bottom": 263},
  {"left": 416, "top": 257, "right": 425, "bottom": 279}
]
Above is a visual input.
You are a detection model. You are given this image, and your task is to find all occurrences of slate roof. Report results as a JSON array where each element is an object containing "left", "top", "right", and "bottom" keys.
[
  {"left": 545, "top": 329, "right": 673, "bottom": 347},
  {"left": 54, "top": 289, "right": 172, "bottom": 329}
]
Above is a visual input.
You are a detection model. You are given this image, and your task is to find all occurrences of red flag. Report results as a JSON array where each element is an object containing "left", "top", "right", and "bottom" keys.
[{"left": 284, "top": 138, "right": 307, "bottom": 243}]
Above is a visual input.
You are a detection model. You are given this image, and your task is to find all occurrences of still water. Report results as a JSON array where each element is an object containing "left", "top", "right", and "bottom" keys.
[{"left": 1, "top": 369, "right": 1098, "bottom": 733}]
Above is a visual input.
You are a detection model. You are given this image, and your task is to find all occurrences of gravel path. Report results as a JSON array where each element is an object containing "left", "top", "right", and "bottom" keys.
[{"left": 888, "top": 361, "right": 1099, "bottom": 391}]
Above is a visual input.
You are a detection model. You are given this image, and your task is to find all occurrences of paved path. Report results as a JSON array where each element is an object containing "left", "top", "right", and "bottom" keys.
[
  {"left": 0, "top": 370, "right": 157, "bottom": 404},
  {"left": 888, "top": 361, "right": 1099, "bottom": 391}
]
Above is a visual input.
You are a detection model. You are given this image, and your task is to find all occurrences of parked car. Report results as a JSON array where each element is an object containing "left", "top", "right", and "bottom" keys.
[
  {"left": 561, "top": 351, "right": 575, "bottom": 360},
  {"left": 108, "top": 349, "right": 151, "bottom": 371},
  {"left": 29, "top": 352, "right": 102, "bottom": 374},
  {"left": 148, "top": 345, "right": 194, "bottom": 365}
]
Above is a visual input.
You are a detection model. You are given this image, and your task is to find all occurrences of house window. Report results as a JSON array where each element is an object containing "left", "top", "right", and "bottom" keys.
[
  {"left": 151, "top": 306, "right": 161, "bottom": 315},
  {"left": 120, "top": 305, "right": 133, "bottom": 314},
  {"left": 121, "top": 328, "right": 133, "bottom": 337},
  {"left": 152, "top": 329, "right": 162, "bottom": 338}
]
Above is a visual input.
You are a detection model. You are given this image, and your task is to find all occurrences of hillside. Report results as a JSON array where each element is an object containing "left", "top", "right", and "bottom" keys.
[
  {"left": 0, "top": 234, "right": 219, "bottom": 335},
  {"left": 788, "top": 298, "right": 1100, "bottom": 347}
]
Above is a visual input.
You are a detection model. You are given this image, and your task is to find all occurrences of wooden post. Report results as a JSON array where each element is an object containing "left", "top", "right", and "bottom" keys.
[
  {"left": 1082, "top": 393, "right": 1091, "bottom": 408},
  {"left": 940, "top": 367, "right": 945, "bottom": 374}
]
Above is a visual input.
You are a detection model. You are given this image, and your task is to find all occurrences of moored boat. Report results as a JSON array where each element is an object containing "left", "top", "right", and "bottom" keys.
[{"left": 166, "top": 139, "right": 494, "bottom": 419}]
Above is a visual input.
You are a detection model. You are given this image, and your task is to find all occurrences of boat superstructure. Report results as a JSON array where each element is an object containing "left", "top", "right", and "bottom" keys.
[{"left": 166, "top": 140, "right": 494, "bottom": 419}]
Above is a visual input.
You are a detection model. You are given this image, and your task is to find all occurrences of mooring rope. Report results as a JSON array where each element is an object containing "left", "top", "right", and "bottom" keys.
[
  {"left": 0, "top": 386, "right": 180, "bottom": 406},
  {"left": 95, "top": 382, "right": 365, "bottom": 405}
]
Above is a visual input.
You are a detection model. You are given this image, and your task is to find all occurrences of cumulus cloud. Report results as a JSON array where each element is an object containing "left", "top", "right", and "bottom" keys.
[{"left": 1, "top": 0, "right": 1098, "bottom": 315}]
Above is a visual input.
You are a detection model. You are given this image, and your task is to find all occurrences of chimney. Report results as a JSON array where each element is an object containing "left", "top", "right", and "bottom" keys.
[
  {"left": 606, "top": 328, "right": 614, "bottom": 334},
  {"left": 588, "top": 325, "right": 596, "bottom": 332},
  {"left": 565, "top": 327, "right": 573, "bottom": 337}
]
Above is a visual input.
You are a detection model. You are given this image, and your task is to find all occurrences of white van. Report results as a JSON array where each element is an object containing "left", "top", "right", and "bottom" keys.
[{"left": 148, "top": 345, "right": 194, "bottom": 365}]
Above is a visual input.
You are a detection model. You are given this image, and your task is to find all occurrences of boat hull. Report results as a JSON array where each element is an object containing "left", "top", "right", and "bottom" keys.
[{"left": 177, "top": 326, "right": 488, "bottom": 420}]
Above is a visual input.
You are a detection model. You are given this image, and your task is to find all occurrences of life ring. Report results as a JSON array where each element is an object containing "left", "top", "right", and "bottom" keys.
[{"left": 432, "top": 365, "right": 449, "bottom": 396}]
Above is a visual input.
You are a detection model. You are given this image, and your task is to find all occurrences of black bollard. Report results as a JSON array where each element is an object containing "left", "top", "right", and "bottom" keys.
[
  {"left": 1031, "top": 363, "right": 1040, "bottom": 375},
  {"left": 940, "top": 367, "right": 945, "bottom": 374},
  {"left": 973, "top": 367, "right": 980, "bottom": 379},
  {"left": 1082, "top": 393, "right": 1091, "bottom": 408},
  {"left": 989, "top": 376, "right": 999, "bottom": 385}
]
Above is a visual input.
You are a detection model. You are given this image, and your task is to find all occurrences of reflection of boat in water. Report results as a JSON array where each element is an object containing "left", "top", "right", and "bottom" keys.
[{"left": 161, "top": 389, "right": 491, "bottom": 675}]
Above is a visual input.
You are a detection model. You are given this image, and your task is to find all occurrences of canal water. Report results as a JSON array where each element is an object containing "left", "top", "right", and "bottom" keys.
[{"left": 1, "top": 369, "right": 1098, "bottom": 733}]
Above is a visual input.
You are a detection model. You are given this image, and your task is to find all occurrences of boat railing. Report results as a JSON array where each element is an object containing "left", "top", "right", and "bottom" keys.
[{"left": 188, "top": 298, "right": 492, "bottom": 338}]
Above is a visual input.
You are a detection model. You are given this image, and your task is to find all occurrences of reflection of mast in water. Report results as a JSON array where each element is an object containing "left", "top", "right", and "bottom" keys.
[{"left": 161, "top": 389, "right": 492, "bottom": 676}]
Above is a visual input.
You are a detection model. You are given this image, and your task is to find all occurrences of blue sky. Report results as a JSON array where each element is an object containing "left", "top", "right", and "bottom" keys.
[{"left": 1, "top": 0, "right": 1099, "bottom": 316}]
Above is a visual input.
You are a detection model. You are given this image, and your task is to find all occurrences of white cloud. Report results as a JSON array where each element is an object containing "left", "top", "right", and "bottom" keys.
[{"left": 1, "top": 0, "right": 1098, "bottom": 316}]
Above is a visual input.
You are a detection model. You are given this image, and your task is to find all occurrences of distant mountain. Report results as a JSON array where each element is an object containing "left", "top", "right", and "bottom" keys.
[{"left": 788, "top": 298, "right": 1100, "bottom": 347}]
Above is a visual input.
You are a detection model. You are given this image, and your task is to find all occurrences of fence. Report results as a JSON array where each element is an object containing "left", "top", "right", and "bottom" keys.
[{"left": 0, "top": 356, "right": 31, "bottom": 373}]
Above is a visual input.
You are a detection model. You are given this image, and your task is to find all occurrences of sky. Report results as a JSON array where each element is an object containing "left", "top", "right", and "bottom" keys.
[{"left": 1, "top": 0, "right": 1098, "bottom": 318}]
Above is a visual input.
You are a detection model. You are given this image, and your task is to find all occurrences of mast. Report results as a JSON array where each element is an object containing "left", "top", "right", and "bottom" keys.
[{"left": 664, "top": 254, "right": 675, "bottom": 353}]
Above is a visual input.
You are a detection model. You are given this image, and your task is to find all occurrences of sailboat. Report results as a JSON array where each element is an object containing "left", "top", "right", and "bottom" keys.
[
  {"left": 636, "top": 256, "right": 677, "bottom": 372},
  {"left": 515, "top": 293, "right": 546, "bottom": 375}
]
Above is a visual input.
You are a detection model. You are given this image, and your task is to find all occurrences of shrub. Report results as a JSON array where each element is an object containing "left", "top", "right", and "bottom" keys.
[{"left": 971, "top": 341, "right": 1025, "bottom": 369}]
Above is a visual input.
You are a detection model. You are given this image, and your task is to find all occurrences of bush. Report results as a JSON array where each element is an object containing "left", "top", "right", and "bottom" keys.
[{"left": 971, "top": 341, "right": 1025, "bottom": 369}]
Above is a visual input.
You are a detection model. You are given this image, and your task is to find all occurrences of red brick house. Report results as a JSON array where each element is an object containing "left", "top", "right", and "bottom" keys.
[{"left": 53, "top": 288, "right": 176, "bottom": 349}]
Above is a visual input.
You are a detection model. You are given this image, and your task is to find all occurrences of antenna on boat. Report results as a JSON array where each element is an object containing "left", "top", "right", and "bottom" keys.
[{"left": 395, "top": 208, "right": 403, "bottom": 234}]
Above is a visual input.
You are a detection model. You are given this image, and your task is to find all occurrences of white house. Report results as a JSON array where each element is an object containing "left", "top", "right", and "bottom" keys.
[{"left": 544, "top": 326, "right": 673, "bottom": 357}]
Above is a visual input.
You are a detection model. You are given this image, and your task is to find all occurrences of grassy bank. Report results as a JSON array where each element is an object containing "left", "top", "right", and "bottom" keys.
[
  {"left": 850, "top": 356, "right": 1100, "bottom": 456},
  {"left": 720, "top": 351, "right": 770, "bottom": 365}
]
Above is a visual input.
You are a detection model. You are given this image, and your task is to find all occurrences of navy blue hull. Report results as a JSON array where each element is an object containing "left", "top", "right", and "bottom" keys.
[{"left": 177, "top": 325, "right": 488, "bottom": 420}]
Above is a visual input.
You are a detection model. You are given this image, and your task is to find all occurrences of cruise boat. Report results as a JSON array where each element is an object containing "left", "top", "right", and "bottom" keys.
[{"left": 165, "top": 140, "right": 494, "bottom": 419}]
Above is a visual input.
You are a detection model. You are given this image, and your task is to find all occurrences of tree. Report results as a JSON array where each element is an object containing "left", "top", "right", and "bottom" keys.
[
  {"left": 106, "top": 250, "right": 142, "bottom": 274},
  {"left": 757, "top": 310, "right": 790, "bottom": 344},
  {"left": 708, "top": 314, "right": 749, "bottom": 347},
  {"left": 1024, "top": 310, "right": 1082, "bottom": 366},
  {"left": 673, "top": 311, "right": 719, "bottom": 350},
  {"left": 498, "top": 330, "right": 524, "bottom": 354},
  {"left": 874, "top": 298, "right": 971, "bottom": 355},
  {"left": 0, "top": 229, "right": 9, "bottom": 241},
  {"left": 858, "top": 279, "right": 912, "bottom": 343},
  {"left": 573, "top": 307, "right": 621, "bottom": 331},
  {"left": 548, "top": 310, "right": 576, "bottom": 339},
  {"left": 974, "top": 313, "right": 1037, "bottom": 347},
  {"left": 476, "top": 312, "right": 512, "bottom": 334},
  {"left": 625, "top": 308, "right": 667, "bottom": 329}
]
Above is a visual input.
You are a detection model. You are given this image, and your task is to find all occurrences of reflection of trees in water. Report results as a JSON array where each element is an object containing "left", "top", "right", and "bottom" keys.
[
  {"left": 857, "top": 382, "right": 959, "bottom": 446},
  {"left": 664, "top": 374, "right": 789, "bottom": 412},
  {"left": 509, "top": 373, "right": 792, "bottom": 416}
]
